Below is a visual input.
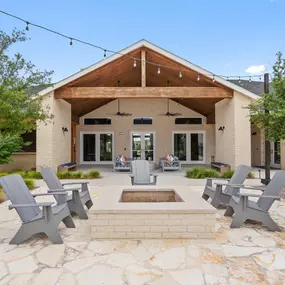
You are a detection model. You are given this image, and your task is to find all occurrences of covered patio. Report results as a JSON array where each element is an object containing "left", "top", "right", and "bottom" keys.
[{"left": 36, "top": 40, "right": 257, "bottom": 172}]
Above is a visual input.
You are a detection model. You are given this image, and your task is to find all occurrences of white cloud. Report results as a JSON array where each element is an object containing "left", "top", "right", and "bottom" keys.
[{"left": 245, "top": 65, "right": 265, "bottom": 74}]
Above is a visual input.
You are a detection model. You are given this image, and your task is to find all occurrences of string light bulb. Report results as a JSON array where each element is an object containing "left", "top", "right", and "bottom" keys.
[
  {"left": 104, "top": 50, "right": 106, "bottom": 58},
  {"left": 25, "top": 22, "right": 29, "bottom": 31},
  {"left": 249, "top": 77, "right": 252, "bottom": 82},
  {"left": 133, "top": 59, "right": 137, "bottom": 67},
  {"left": 259, "top": 75, "right": 262, "bottom": 81},
  {"left": 69, "top": 38, "right": 73, "bottom": 46},
  {"left": 157, "top": 66, "right": 161, "bottom": 74},
  {"left": 212, "top": 75, "right": 215, "bottom": 82},
  {"left": 226, "top": 77, "right": 229, "bottom": 81},
  {"left": 197, "top": 73, "right": 200, "bottom": 81},
  {"left": 179, "top": 71, "right": 182, "bottom": 78},
  {"left": 238, "top": 77, "right": 241, "bottom": 83}
]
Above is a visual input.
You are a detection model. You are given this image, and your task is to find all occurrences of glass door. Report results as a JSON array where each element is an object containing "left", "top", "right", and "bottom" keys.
[
  {"left": 271, "top": 141, "right": 280, "bottom": 168},
  {"left": 173, "top": 131, "right": 205, "bottom": 164},
  {"left": 83, "top": 134, "right": 96, "bottom": 162},
  {"left": 81, "top": 132, "right": 113, "bottom": 164},
  {"left": 131, "top": 132, "right": 154, "bottom": 161}
]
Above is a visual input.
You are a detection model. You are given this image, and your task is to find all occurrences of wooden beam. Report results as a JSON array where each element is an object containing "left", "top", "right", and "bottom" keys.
[
  {"left": 55, "top": 87, "right": 233, "bottom": 99},
  {"left": 141, "top": 49, "right": 146, "bottom": 87}
]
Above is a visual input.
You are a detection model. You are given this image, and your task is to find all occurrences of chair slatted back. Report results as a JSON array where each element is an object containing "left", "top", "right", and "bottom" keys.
[
  {"left": 258, "top": 171, "right": 285, "bottom": 211},
  {"left": 0, "top": 174, "right": 40, "bottom": 222},
  {"left": 224, "top": 165, "right": 251, "bottom": 195},
  {"left": 131, "top": 160, "right": 151, "bottom": 184},
  {"left": 41, "top": 168, "right": 66, "bottom": 204}
]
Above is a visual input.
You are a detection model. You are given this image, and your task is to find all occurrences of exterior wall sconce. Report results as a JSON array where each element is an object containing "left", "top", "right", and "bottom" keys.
[
  {"left": 62, "top": 127, "right": 68, "bottom": 133},
  {"left": 252, "top": 132, "right": 257, "bottom": 136},
  {"left": 218, "top": 126, "right": 225, "bottom": 131}
]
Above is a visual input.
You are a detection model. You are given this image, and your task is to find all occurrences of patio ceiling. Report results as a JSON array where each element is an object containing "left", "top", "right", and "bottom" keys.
[{"left": 55, "top": 47, "right": 233, "bottom": 123}]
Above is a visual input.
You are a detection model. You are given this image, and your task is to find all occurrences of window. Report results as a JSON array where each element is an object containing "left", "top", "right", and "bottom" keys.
[
  {"left": 84, "top": 118, "right": 111, "bottom": 125},
  {"left": 133, "top": 118, "right": 152, "bottom": 125},
  {"left": 175, "top": 118, "right": 202, "bottom": 125}
]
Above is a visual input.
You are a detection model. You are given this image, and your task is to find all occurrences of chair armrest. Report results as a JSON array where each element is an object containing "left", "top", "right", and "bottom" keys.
[
  {"left": 238, "top": 193, "right": 280, "bottom": 200},
  {"left": 207, "top": 178, "right": 230, "bottom": 181},
  {"left": 62, "top": 181, "right": 89, "bottom": 186},
  {"left": 151, "top": 173, "right": 159, "bottom": 177},
  {"left": 129, "top": 174, "right": 135, "bottom": 178},
  {"left": 9, "top": 202, "right": 54, "bottom": 210},
  {"left": 32, "top": 192, "right": 67, "bottom": 197},
  {"left": 48, "top": 187, "right": 81, "bottom": 192},
  {"left": 228, "top": 184, "right": 265, "bottom": 190}
]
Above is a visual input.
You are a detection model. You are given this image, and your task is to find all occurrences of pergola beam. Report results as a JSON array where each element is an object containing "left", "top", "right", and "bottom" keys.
[{"left": 55, "top": 87, "right": 232, "bottom": 99}]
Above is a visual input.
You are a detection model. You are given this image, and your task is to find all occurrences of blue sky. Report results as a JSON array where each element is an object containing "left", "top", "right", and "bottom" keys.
[{"left": 1, "top": 0, "right": 284, "bottom": 82}]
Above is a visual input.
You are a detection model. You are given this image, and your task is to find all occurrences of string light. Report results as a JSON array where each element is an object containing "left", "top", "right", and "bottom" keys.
[
  {"left": 238, "top": 77, "right": 241, "bottom": 83},
  {"left": 226, "top": 77, "right": 229, "bottom": 81},
  {"left": 0, "top": 9, "right": 267, "bottom": 84},
  {"left": 133, "top": 59, "right": 136, "bottom": 67},
  {"left": 179, "top": 71, "right": 182, "bottom": 78}
]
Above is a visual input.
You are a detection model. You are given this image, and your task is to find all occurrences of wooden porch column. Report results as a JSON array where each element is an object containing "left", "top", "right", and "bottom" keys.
[{"left": 141, "top": 49, "right": 146, "bottom": 87}]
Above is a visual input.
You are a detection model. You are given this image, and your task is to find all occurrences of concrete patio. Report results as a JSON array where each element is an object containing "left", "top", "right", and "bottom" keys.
[{"left": 0, "top": 172, "right": 285, "bottom": 284}]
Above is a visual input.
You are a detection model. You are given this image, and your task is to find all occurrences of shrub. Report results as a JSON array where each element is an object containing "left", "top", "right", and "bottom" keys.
[
  {"left": 247, "top": 172, "right": 255, "bottom": 179},
  {"left": 83, "top": 170, "right": 100, "bottom": 179},
  {"left": 24, "top": 179, "right": 35, "bottom": 189},
  {"left": 185, "top": 167, "right": 219, "bottom": 179},
  {"left": 221, "top": 170, "right": 234, "bottom": 179},
  {"left": 24, "top": 171, "right": 43, "bottom": 179},
  {"left": 0, "top": 172, "right": 9, "bottom": 177},
  {"left": 56, "top": 172, "right": 74, "bottom": 179}
]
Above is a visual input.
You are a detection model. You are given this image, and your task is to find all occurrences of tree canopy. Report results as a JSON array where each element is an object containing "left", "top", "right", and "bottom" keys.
[
  {"left": 0, "top": 29, "right": 54, "bottom": 164},
  {"left": 248, "top": 52, "right": 285, "bottom": 142}
]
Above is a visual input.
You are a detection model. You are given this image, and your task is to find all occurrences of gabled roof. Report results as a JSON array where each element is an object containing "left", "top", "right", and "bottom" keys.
[{"left": 38, "top": 39, "right": 260, "bottom": 100}]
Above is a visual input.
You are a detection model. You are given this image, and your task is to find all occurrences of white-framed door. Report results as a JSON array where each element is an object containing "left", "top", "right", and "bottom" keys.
[
  {"left": 271, "top": 141, "right": 281, "bottom": 168},
  {"left": 80, "top": 131, "right": 114, "bottom": 164},
  {"left": 172, "top": 131, "right": 206, "bottom": 164},
  {"left": 130, "top": 132, "right": 155, "bottom": 162}
]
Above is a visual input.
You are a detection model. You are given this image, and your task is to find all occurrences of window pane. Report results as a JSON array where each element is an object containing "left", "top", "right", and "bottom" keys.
[
  {"left": 174, "top": 134, "right": 187, "bottom": 161},
  {"left": 132, "top": 134, "right": 142, "bottom": 159},
  {"left": 84, "top": 118, "right": 111, "bottom": 125},
  {"left": 274, "top": 141, "right": 280, "bottom": 164},
  {"left": 100, "top": 134, "right": 113, "bottom": 161},
  {"left": 145, "top": 133, "right": 154, "bottom": 151},
  {"left": 133, "top": 118, "right": 152, "bottom": 125},
  {"left": 191, "top": 133, "right": 204, "bottom": 161},
  {"left": 175, "top": 118, "right": 202, "bottom": 124},
  {"left": 83, "top": 134, "right": 96, "bottom": 161}
]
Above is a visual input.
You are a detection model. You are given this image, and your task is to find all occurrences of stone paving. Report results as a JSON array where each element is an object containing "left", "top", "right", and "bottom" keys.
[{"left": 0, "top": 173, "right": 285, "bottom": 284}]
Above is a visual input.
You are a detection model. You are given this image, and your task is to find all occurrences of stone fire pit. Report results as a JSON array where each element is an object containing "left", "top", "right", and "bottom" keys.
[{"left": 90, "top": 186, "right": 216, "bottom": 239}]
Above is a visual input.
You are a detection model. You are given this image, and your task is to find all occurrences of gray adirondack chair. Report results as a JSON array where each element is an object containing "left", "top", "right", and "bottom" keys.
[
  {"left": 130, "top": 160, "right": 158, "bottom": 185},
  {"left": 224, "top": 170, "right": 285, "bottom": 231},
  {"left": 41, "top": 168, "right": 93, "bottom": 220},
  {"left": 202, "top": 165, "right": 252, "bottom": 208},
  {"left": 0, "top": 174, "right": 75, "bottom": 244}
]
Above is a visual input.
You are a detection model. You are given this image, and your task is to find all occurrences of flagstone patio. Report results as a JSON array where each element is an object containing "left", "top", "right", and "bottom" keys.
[{"left": 0, "top": 173, "right": 285, "bottom": 285}]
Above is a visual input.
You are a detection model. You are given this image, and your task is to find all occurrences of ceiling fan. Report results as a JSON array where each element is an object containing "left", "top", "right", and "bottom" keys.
[
  {"left": 159, "top": 99, "right": 182, "bottom": 117},
  {"left": 107, "top": 99, "right": 132, "bottom": 117}
]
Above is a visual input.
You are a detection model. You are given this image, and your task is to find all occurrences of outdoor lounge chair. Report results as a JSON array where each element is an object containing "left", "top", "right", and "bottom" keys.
[
  {"left": 41, "top": 167, "right": 93, "bottom": 219},
  {"left": 202, "top": 165, "right": 251, "bottom": 208},
  {"left": 0, "top": 174, "right": 75, "bottom": 244},
  {"left": 114, "top": 155, "right": 132, "bottom": 172},
  {"left": 224, "top": 170, "right": 285, "bottom": 231},
  {"left": 130, "top": 160, "right": 158, "bottom": 185},
  {"left": 160, "top": 156, "right": 181, "bottom": 172}
]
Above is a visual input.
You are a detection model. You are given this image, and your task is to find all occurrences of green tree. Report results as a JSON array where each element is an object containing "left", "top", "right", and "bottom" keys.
[
  {"left": 0, "top": 29, "right": 54, "bottom": 164},
  {"left": 248, "top": 52, "right": 285, "bottom": 142}
]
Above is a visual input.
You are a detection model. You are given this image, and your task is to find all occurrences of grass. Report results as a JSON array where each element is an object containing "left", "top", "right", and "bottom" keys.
[{"left": 186, "top": 167, "right": 255, "bottom": 179}]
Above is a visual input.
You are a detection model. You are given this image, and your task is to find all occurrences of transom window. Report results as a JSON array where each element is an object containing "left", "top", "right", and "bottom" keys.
[
  {"left": 175, "top": 118, "right": 202, "bottom": 125},
  {"left": 84, "top": 118, "right": 111, "bottom": 125},
  {"left": 133, "top": 118, "right": 152, "bottom": 125}
]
